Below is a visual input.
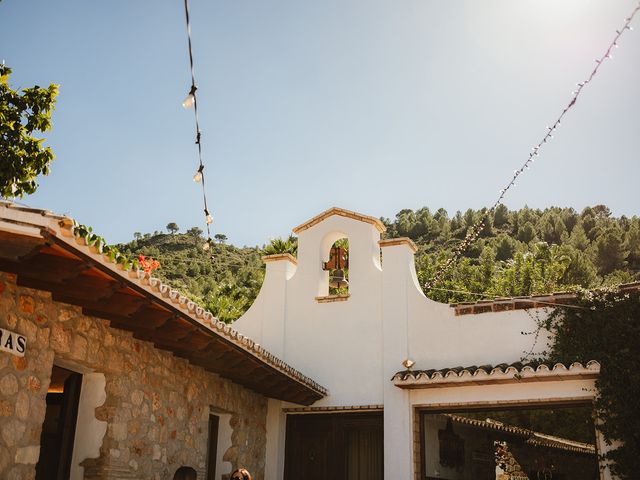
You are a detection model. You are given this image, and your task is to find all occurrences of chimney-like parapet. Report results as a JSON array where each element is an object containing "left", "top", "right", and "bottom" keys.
[
  {"left": 379, "top": 237, "right": 422, "bottom": 297},
  {"left": 378, "top": 237, "right": 418, "bottom": 253},
  {"left": 262, "top": 253, "right": 298, "bottom": 280},
  {"left": 232, "top": 254, "right": 297, "bottom": 354}
]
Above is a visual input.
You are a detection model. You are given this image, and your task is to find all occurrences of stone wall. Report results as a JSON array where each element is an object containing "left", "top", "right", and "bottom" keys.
[{"left": 0, "top": 272, "right": 267, "bottom": 480}]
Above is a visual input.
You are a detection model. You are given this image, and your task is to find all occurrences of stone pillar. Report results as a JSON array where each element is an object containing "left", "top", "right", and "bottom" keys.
[{"left": 264, "top": 399, "right": 287, "bottom": 480}]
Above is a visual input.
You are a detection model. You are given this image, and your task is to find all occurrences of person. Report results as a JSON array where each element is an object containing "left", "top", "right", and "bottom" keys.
[
  {"left": 173, "top": 466, "right": 197, "bottom": 480},
  {"left": 230, "top": 468, "right": 252, "bottom": 480}
]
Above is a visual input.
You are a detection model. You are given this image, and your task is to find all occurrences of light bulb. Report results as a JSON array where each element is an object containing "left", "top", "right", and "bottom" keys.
[
  {"left": 206, "top": 214, "right": 214, "bottom": 225},
  {"left": 182, "top": 93, "right": 195, "bottom": 109},
  {"left": 402, "top": 359, "right": 415, "bottom": 369},
  {"left": 193, "top": 170, "right": 202, "bottom": 183}
]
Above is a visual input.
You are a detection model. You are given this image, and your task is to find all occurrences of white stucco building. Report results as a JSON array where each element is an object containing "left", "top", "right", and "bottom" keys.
[{"left": 233, "top": 207, "right": 610, "bottom": 480}]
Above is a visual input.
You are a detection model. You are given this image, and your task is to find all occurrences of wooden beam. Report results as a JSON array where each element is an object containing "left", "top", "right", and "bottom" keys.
[
  {"left": 16, "top": 274, "right": 123, "bottom": 303},
  {"left": 0, "top": 258, "right": 21, "bottom": 274},
  {"left": 152, "top": 316, "right": 196, "bottom": 342},
  {"left": 83, "top": 306, "right": 173, "bottom": 331},
  {"left": 73, "top": 291, "right": 148, "bottom": 316},
  {"left": 0, "top": 231, "right": 45, "bottom": 261},
  {"left": 181, "top": 328, "right": 217, "bottom": 350},
  {"left": 10, "top": 254, "right": 89, "bottom": 283},
  {"left": 17, "top": 242, "right": 49, "bottom": 262}
]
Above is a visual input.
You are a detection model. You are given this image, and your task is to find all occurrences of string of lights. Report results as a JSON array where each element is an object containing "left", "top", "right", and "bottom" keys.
[
  {"left": 424, "top": 2, "right": 640, "bottom": 290},
  {"left": 522, "top": 308, "right": 546, "bottom": 360},
  {"left": 182, "top": 0, "right": 215, "bottom": 251}
]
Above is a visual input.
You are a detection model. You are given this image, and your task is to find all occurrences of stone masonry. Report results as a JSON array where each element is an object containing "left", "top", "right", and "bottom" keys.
[{"left": 0, "top": 272, "right": 267, "bottom": 480}]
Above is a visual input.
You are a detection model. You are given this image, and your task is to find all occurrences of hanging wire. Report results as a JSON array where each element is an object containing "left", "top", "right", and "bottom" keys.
[
  {"left": 424, "top": 2, "right": 640, "bottom": 290},
  {"left": 182, "top": 0, "right": 214, "bottom": 250}
]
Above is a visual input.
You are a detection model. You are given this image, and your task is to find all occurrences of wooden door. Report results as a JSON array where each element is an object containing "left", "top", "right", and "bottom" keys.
[
  {"left": 284, "top": 412, "right": 383, "bottom": 480},
  {"left": 36, "top": 366, "right": 82, "bottom": 480}
]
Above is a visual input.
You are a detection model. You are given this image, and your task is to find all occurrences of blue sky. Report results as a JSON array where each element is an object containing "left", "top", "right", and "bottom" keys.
[{"left": 1, "top": 0, "right": 639, "bottom": 246}]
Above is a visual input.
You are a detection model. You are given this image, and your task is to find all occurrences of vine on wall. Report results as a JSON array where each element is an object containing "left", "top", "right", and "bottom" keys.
[{"left": 534, "top": 289, "right": 640, "bottom": 479}]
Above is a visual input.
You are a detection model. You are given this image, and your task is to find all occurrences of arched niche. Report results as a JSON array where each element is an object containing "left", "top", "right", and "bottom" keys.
[{"left": 320, "top": 232, "right": 350, "bottom": 297}]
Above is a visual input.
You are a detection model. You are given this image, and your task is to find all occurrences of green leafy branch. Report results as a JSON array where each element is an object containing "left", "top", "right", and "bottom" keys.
[
  {"left": 0, "top": 64, "right": 59, "bottom": 198},
  {"left": 73, "top": 222, "right": 146, "bottom": 271}
]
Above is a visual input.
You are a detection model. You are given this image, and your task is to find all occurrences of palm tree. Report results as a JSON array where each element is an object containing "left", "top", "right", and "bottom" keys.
[
  {"left": 262, "top": 235, "right": 297, "bottom": 256},
  {"left": 204, "top": 283, "right": 248, "bottom": 323}
]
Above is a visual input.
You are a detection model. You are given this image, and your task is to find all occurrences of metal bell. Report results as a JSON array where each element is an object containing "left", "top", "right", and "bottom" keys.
[{"left": 329, "top": 269, "right": 348, "bottom": 289}]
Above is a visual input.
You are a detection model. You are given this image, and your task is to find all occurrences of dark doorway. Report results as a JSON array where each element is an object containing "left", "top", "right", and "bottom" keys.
[
  {"left": 284, "top": 412, "right": 383, "bottom": 480},
  {"left": 36, "top": 365, "right": 83, "bottom": 480},
  {"left": 206, "top": 414, "right": 220, "bottom": 480},
  {"left": 419, "top": 404, "right": 599, "bottom": 480}
]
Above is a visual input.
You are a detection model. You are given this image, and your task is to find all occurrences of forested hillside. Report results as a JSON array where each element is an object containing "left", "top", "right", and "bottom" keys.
[
  {"left": 383, "top": 204, "right": 640, "bottom": 303},
  {"left": 118, "top": 205, "right": 640, "bottom": 321},
  {"left": 119, "top": 229, "right": 264, "bottom": 323}
]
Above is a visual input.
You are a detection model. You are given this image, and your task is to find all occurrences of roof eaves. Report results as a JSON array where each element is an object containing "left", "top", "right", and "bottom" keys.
[{"left": 0, "top": 202, "right": 328, "bottom": 399}]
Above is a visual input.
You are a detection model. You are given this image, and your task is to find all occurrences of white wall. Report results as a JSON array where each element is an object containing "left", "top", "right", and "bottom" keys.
[
  {"left": 234, "top": 214, "right": 387, "bottom": 407},
  {"left": 231, "top": 209, "right": 567, "bottom": 480},
  {"left": 70, "top": 372, "right": 108, "bottom": 480},
  {"left": 214, "top": 413, "right": 233, "bottom": 480},
  {"left": 264, "top": 399, "right": 288, "bottom": 480}
]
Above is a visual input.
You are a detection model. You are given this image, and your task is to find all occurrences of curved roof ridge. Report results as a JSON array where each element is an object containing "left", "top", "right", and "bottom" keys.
[{"left": 292, "top": 206, "right": 386, "bottom": 234}]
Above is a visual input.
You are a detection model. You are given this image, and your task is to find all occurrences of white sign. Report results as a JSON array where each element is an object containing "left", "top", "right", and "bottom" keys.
[{"left": 0, "top": 328, "right": 27, "bottom": 357}]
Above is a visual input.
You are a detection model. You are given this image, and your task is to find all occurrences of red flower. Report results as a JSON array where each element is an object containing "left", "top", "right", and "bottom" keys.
[{"left": 137, "top": 254, "right": 160, "bottom": 274}]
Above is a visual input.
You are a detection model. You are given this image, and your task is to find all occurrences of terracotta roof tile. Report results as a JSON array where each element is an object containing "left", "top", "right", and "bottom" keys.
[
  {"left": 378, "top": 237, "right": 418, "bottom": 253},
  {"left": 450, "top": 283, "right": 640, "bottom": 316},
  {"left": 292, "top": 207, "right": 386, "bottom": 234},
  {"left": 0, "top": 201, "right": 327, "bottom": 400},
  {"left": 392, "top": 360, "right": 600, "bottom": 388},
  {"left": 442, "top": 414, "right": 596, "bottom": 455}
]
